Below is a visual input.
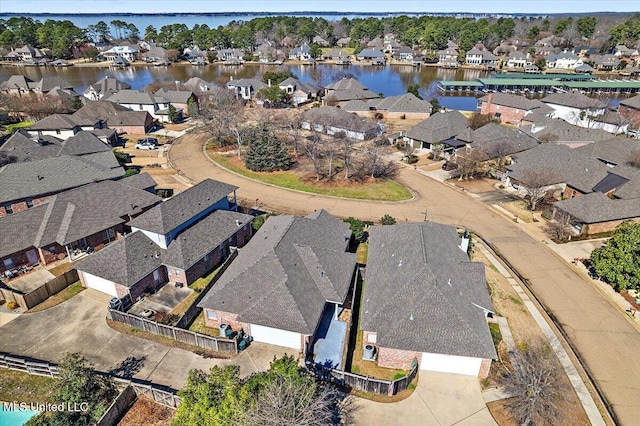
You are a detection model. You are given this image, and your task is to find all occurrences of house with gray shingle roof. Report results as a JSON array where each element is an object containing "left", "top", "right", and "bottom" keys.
[
  {"left": 457, "top": 122, "right": 539, "bottom": 160},
  {"left": 198, "top": 210, "right": 357, "bottom": 359},
  {"left": 277, "top": 77, "right": 322, "bottom": 106},
  {"left": 0, "top": 177, "right": 160, "bottom": 274},
  {"left": 619, "top": 94, "right": 640, "bottom": 130},
  {"left": 542, "top": 92, "right": 607, "bottom": 128},
  {"left": 83, "top": 76, "right": 131, "bottom": 101},
  {"left": 343, "top": 93, "right": 432, "bottom": 120},
  {"left": 362, "top": 222, "right": 496, "bottom": 375},
  {"left": 73, "top": 101, "right": 154, "bottom": 135},
  {"left": 301, "top": 107, "right": 382, "bottom": 140},
  {"left": 403, "top": 110, "right": 469, "bottom": 150},
  {"left": 323, "top": 77, "right": 380, "bottom": 106},
  {"left": 106, "top": 90, "right": 177, "bottom": 122},
  {"left": 153, "top": 88, "right": 197, "bottom": 116},
  {"left": 226, "top": 78, "right": 267, "bottom": 101},
  {"left": 1, "top": 130, "right": 111, "bottom": 163},
  {"left": 479, "top": 93, "right": 554, "bottom": 125}
]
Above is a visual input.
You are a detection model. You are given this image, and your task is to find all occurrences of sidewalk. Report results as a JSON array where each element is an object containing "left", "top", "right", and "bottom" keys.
[{"left": 476, "top": 243, "right": 606, "bottom": 426}]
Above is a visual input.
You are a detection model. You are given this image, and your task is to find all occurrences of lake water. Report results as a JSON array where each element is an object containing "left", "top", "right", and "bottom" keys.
[{"left": 0, "top": 64, "right": 485, "bottom": 111}]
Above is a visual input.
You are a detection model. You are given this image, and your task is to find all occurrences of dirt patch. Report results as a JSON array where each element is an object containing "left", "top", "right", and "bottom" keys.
[
  {"left": 453, "top": 177, "right": 499, "bottom": 193},
  {"left": 500, "top": 201, "right": 538, "bottom": 224},
  {"left": 118, "top": 396, "right": 175, "bottom": 426},
  {"left": 487, "top": 399, "right": 519, "bottom": 426}
]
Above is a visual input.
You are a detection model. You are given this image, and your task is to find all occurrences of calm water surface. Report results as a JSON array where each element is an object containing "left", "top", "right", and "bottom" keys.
[{"left": 0, "top": 64, "right": 485, "bottom": 110}]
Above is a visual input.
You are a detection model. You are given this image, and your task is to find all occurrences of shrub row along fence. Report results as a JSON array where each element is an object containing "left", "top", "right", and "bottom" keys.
[
  {"left": 0, "top": 352, "right": 181, "bottom": 410},
  {"left": 0, "top": 269, "right": 78, "bottom": 310},
  {"left": 109, "top": 309, "right": 238, "bottom": 354},
  {"left": 308, "top": 359, "right": 419, "bottom": 396},
  {"left": 175, "top": 249, "right": 239, "bottom": 329}
]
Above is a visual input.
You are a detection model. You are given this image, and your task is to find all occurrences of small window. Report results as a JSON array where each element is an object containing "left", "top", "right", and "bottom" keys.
[
  {"left": 4, "top": 204, "right": 13, "bottom": 214},
  {"left": 102, "top": 228, "right": 116, "bottom": 244},
  {"left": 206, "top": 310, "right": 217, "bottom": 320},
  {"left": 26, "top": 199, "right": 34, "bottom": 208},
  {"left": 56, "top": 129, "right": 61, "bottom": 135}
]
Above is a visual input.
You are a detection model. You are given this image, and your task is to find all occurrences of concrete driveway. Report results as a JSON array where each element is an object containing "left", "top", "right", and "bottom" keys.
[
  {"left": 169, "top": 132, "right": 640, "bottom": 423},
  {"left": 354, "top": 372, "right": 496, "bottom": 426},
  {"left": 0, "top": 289, "right": 295, "bottom": 389}
]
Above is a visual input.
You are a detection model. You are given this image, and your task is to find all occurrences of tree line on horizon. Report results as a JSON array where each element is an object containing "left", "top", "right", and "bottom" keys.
[{"left": 0, "top": 13, "right": 639, "bottom": 60}]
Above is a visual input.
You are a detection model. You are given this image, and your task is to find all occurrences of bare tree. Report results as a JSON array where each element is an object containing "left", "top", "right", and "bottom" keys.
[
  {"left": 244, "top": 376, "right": 355, "bottom": 426},
  {"left": 502, "top": 340, "right": 569, "bottom": 426},
  {"left": 518, "top": 168, "right": 560, "bottom": 211},
  {"left": 199, "top": 88, "right": 247, "bottom": 157},
  {"left": 361, "top": 143, "right": 397, "bottom": 179},
  {"left": 486, "top": 140, "right": 513, "bottom": 171},
  {"left": 454, "top": 148, "right": 486, "bottom": 180},
  {"left": 301, "top": 127, "right": 324, "bottom": 181},
  {"left": 545, "top": 214, "right": 573, "bottom": 243},
  {"left": 275, "top": 109, "right": 304, "bottom": 156},
  {"left": 336, "top": 131, "right": 356, "bottom": 179},
  {"left": 324, "top": 136, "right": 339, "bottom": 179}
]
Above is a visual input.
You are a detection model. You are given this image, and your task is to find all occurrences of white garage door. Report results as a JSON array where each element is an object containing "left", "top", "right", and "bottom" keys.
[
  {"left": 249, "top": 324, "right": 301, "bottom": 350},
  {"left": 420, "top": 352, "right": 483, "bottom": 376},
  {"left": 80, "top": 272, "right": 118, "bottom": 297}
]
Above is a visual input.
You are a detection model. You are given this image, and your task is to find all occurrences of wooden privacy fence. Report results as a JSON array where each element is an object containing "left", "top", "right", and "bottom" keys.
[
  {"left": 175, "top": 249, "right": 238, "bottom": 329},
  {"left": 109, "top": 309, "right": 238, "bottom": 354},
  {"left": 0, "top": 352, "right": 182, "bottom": 410},
  {"left": 0, "top": 269, "right": 78, "bottom": 310},
  {"left": 309, "top": 359, "right": 419, "bottom": 396}
]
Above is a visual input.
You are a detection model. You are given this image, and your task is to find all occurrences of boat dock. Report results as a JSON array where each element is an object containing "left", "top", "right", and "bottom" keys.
[{"left": 438, "top": 75, "right": 640, "bottom": 95}]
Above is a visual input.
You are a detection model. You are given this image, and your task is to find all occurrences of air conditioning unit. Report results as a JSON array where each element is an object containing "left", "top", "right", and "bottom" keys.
[{"left": 363, "top": 344, "right": 377, "bottom": 361}]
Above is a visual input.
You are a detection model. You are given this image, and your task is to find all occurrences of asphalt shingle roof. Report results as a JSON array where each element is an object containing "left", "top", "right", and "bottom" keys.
[
  {"left": 555, "top": 192, "right": 640, "bottom": 223},
  {"left": 302, "top": 106, "right": 380, "bottom": 134},
  {"left": 620, "top": 94, "right": 640, "bottom": 110},
  {"left": 128, "top": 179, "right": 238, "bottom": 235},
  {"left": 344, "top": 93, "right": 432, "bottom": 114},
  {"left": 362, "top": 223, "right": 496, "bottom": 359},
  {"left": 83, "top": 77, "right": 131, "bottom": 97},
  {"left": 198, "top": 211, "right": 356, "bottom": 335},
  {"left": 542, "top": 92, "right": 606, "bottom": 109},
  {"left": 404, "top": 110, "right": 469, "bottom": 143},
  {"left": 479, "top": 92, "right": 545, "bottom": 111}
]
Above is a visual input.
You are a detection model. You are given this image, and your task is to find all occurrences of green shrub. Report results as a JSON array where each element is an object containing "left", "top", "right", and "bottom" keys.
[
  {"left": 541, "top": 209, "right": 553, "bottom": 220},
  {"left": 7, "top": 301, "right": 19, "bottom": 310}
]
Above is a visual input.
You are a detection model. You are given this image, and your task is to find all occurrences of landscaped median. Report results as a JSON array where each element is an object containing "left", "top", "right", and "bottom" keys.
[{"left": 206, "top": 150, "right": 413, "bottom": 202}]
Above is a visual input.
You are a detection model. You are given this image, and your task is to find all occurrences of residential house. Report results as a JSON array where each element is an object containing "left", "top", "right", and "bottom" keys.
[
  {"left": 505, "top": 51, "right": 531, "bottom": 69},
  {"left": 575, "top": 63, "right": 595, "bottom": 74},
  {"left": 321, "top": 49, "right": 350, "bottom": 61},
  {"left": 336, "top": 37, "right": 351, "bottom": 48},
  {"left": 100, "top": 45, "right": 139, "bottom": 62},
  {"left": 588, "top": 111, "right": 630, "bottom": 134},
  {"left": 455, "top": 122, "right": 539, "bottom": 161},
  {"left": 302, "top": 107, "right": 382, "bottom": 140},
  {"left": 0, "top": 177, "right": 160, "bottom": 274},
  {"left": 323, "top": 78, "right": 380, "bottom": 106},
  {"left": 492, "top": 43, "right": 517, "bottom": 57},
  {"left": 280, "top": 36, "right": 295, "bottom": 49},
  {"left": 74, "top": 101, "right": 154, "bottom": 134},
  {"left": 312, "top": 36, "right": 329, "bottom": 47},
  {"left": 226, "top": 78, "right": 267, "bottom": 101},
  {"left": 1, "top": 75, "right": 74, "bottom": 96},
  {"left": 198, "top": 210, "right": 357, "bottom": 360},
  {"left": 83, "top": 76, "right": 131, "bottom": 101},
  {"left": 76, "top": 179, "right": 251, "bottom": 300},
  {"left": 465, "top": 47, "right": 498, "bottom": 69},
  {"left": 154, "top": 88, "right": 197, "bottom": 116},
  {"left": 342, "top": 93, "right": 432, "bottom": 120},
  {"left": 362, "top": 223, "right": 496, "bottom": 376},
  {"left": 594, "top": 54, "right": 620, "bottom": 71},
  {"left": 289, "top": 43, "right": 312, "bottom": 61},
  {"left": 105, "top": 90, "right": 178, "bottom": 123},
  {"left": 142, "top": 46, "right": 169, "bottom": 63},
  {"left": 366, "top": 37, "right": 384, "bottom": 51},
  {"left": 613, "top": 45, "right": 639, "bottom": 58},
  {"left": 478, "top": 93, "right": 554, "bottom": 125},
  {"left": 522, "top": 118, "right": 613, "bottom": 147},
  {"left": 277, "top": 78, "right": 321, "bottom": 106},
  {"left": 572, "top": 46, "right": 599, "bottom": 59},
  {"left": 437, "top": 48, "right": 459, "bottom": 68},
  {"left": 542, "top": 92, "right": 607, "bottom": 128},
  {"left": 356, "top": 49, "right": 385, "bottom": 61},
  {"left": 1, "top": 130, "right": 113, "bottom": 163},
  {"left": 618, "top": 94, "right": 640, "bottom": 129},
  {"left": 383, "top": 35, "right": 401, "bottom": 54},
  {"left": 183, "top": 77, "right": 212, "bottom": 93},
  {"left": 14, "top": 45, "right": 49, "bottom": 62},
  {"left": 546, "top": 51, "right": 583, "bottom": 70},
  {"left": 393, "top": 46, "right": 415, "bottom": 63},
  {"left": 216, "top": 48, "right": 245, "bottom": 62},
  {"left": 183, "top": 46, "right": 205, "bottom": 60},
  {"left": 403, "top": 110, "right": 469, "bottom": 150},
  {"left": 27, "top": 114, "right": 106, "bottom": 140},
  {"left": 255, "top": 41, "right": 284, "bottom": 63}
]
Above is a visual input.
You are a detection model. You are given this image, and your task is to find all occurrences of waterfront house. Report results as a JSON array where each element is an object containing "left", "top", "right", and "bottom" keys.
[
  {"left": 356, "top": 49, "right": 385, "bottom": 61},
  {"left": 100, "top": 46, "right": 139, "bottom": 62},
  {"left": 505, "top": 51, "right": 531, "bottom": 69},
  {"left": 546, "top": 51, "right": 583, "bottom": 70},
  {"left": 465, "top": 47, "right": 498, "bottom": 69},
  {"left": 323, "top": 78, "right": 380, "bottom": 107},
  {"left": 83, "top": 76, "right": 131, "bottom": 101},
  {"left": 277, "top": 78, "right": 322, "bottom": 106},
  {"left": 437, "top": 48, "right": 459, "bottom": 68},
  {"left": 542, "top": 92, "right": 607, "bottom": 128},
  {"left": 342, "top": 93, "right": 432, "bottom": 120},
  {"left": 106, "top": 90, "right": 178, "bottom": 123},
  {"left": 302, "top": 106, "right": 382, "bottom": 140},
  {"left": 226, "top": 78, "right": 267, "bottom": 101}
]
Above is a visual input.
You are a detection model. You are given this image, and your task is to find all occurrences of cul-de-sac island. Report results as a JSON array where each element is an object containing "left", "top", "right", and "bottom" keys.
[{"left": 0, "top": 1, "right": 639, "bottom": 425}]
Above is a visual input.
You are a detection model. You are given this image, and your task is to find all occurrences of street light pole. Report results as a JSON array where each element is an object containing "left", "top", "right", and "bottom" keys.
[{"left": 421, "top": 209, "right": 428, "bottom": 222}]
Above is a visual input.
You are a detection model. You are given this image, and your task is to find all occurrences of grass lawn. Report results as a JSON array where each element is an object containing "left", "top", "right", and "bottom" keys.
[
  {"left": 0, "top": 368, "right": 58, "bottom": 403},
  {"left": 188, "top": 312, "right": 220, "bottom": 337},
  {"left": 501, "top": 200, "right": 535, "bottom": 223},
  {"left": 169, "top": 267, "right": 222, "bottom": 318},
  {"left": 4, "top": 121, "right": 34, "bottom": 132},
  {"left": 356, "top": 243, "right": 369, "bottom": 265},
  {"left": 209, "top": 153, "right": 412, "bottom": 201},
  {"left": 27, "top": 282, "right": 84, "bottom": 313}
]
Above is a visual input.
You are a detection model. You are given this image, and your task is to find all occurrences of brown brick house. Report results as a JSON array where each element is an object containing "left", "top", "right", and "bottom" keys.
[
  {"left": 619, "top": 95, "right": 640, "bottom": 129},
  {"left": 362, "top": 223, "right": 496, "bottom": 378},
  {"left": 478, "top": 93, "right": 553, "bottom": 125},
  {"left": 198, "top": 210, "right": 357, "bottom": 368},
  {"left": 76, "top": 179, "right": 252, "bottom": 300}
]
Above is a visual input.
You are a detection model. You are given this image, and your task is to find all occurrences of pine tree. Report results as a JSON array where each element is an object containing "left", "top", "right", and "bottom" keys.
[{"left": 244, "top": 126, "right": 292, "bottom": 172}]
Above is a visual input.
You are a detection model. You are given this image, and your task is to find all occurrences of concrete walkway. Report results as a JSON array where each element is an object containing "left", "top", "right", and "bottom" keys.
[
  {"left": 168, "top": 132, "right": 640, "bottom": 424},
  {"left": 477, "top": 244, "right": 605, "bottom": 426},
  {"left": 0, "top": 290, "right": 295, "bottom": 390},
  {"left": 354, "top": 371, "right": 497, "bottom": 426}
]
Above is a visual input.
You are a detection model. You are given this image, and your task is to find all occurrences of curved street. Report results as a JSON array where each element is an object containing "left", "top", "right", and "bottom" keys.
[{"left": 169, "top": 132, "right": 640, "bottom": 425}]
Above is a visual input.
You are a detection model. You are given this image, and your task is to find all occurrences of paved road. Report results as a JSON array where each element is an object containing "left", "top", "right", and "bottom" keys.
[{"left": 170, "top": 132, "right": 640, "bottom": 424}]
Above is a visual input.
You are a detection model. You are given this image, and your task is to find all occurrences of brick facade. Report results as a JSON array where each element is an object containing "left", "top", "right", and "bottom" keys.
[
  {"left": 584, "top": 217, "right": 640, "bottom": 235},
  {"left": 619, "top": 104, "right": 640, "bottom": 128},
  {"left": 478, "top": 358, "right": 492, "bottom": 379},
  {"left": 116, "top": 267, "right": 168, "bottom": 301},
  {"left": 0, "top": 195, "right": 54, "bottom": 218},
  {"left": 202, "top": 309, "right": 251, "bottom": 334},
  {"left": 377, "top": 346, "right": 421, "bottom": 370},
  {"left": 480, "top": 102, "right": 526, "bottom": 125},
  {"left": 562, "top": 186, "right": 584, "bottom": 199}
]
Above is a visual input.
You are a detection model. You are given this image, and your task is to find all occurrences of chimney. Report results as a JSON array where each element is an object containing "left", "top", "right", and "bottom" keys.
[{"left": 487, "top": 93, "right": 493, "bottom": 111}]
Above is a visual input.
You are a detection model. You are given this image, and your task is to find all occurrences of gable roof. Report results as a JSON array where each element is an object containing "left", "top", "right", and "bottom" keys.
[
  {"left": 479, "top": 92, "right": 544, "bottom": 111},
  {"left": 620, "top": 94, "right": 640, "bottom": 110},
  {"left": 198, "top": 211, "right": 356, "bottom": 335},
  {"left": 542, "top": 92, "right": 606, "bottom": 109},
  {"left": 325, "top": 78, "right": 367, "bottom": 91},
  {"left": 73, "top": 101, "right": 151, "bottom": 127},
  {"left": 575, "top": 136, "right": 640, "bottom": 166},
  {"left": 106, "top": 90, "right": 164, "bottom": 105},
  {"left": 29, "top": 114, "right": 82, "bottom": 131},
  {"left": 154, "top": 88, "right": 194, "bottom": 104},
  {"left": 83, "top": 77, "right": 131, "bottom": 97},
  {"left": 226, "top": 78, "right": 267, "bottom": 91},
  {"left": 466, "top": 123, "right": 539, "bottom": 159},
  {"left": 128, "top": 179, "right": 238, "bottom": 235},
  {"left": 0, "top": 154, "right": 123, "bottom": 204},
  {"left": 404, "top": 110, "right": 469, "bottom": 143},
  {"left": 362, "top": 223, "right": 496, "bottom": 359},
  {"left": 555, "top": 192, "right": 640, "bottom": 223},
  {"left": 277, "top": 77, "right": 321, "bottom": 95},
  {"left": 120, "top": 172, "right": 156, "bottom": 191},
  {"left": 343, "top": 93, "right": 432, "bottom": 114},
  {"left": 302, "top": 106, "right": 380, "bottom": 134},
  {"left": 523, "top": 118, "right": 613, "bottom": 143},
  {"left": 0, "top": 179, "right": 160, "bottom": 258}
]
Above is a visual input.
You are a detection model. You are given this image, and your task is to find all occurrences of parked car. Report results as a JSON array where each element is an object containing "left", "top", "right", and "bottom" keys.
[{"left": 135, "top": 141, "right": 158, "bottom": 150}]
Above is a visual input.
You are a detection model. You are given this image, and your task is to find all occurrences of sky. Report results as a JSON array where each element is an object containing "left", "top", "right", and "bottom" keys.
[{"left": 1, "top": 0, "right": 639, "bottom": 14}]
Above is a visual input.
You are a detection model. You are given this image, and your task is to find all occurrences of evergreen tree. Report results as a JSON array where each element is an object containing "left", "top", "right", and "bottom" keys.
[
  {"left": 168, "top": 104, "right": 180, "bottom": 123},
  {"left": 244, "top": 126, "right": 292, "bottom": 172}
]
